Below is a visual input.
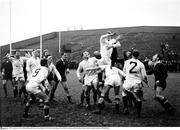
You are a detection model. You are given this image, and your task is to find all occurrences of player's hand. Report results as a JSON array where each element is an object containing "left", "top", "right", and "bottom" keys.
[
  {"left": 155, "top": 80, "right": 160, "bottom": 86},
  {"left": 66, "top": 69, "right": 70, "bottom": 74}
]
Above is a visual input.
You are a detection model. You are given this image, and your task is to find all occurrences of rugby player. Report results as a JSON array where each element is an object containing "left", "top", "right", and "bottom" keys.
[
  {"left": 76, "top": 51, "right": 100, "bottom": 109},
  {"left": 55, "top": 52, "right": 73, "bottom": 103},
  {"left": 122, "top": 49, "right": 147, "bottom": 117},
  {"left": 100, "top": 31, "right": 121, "bottom": 65},
  {"left": 1, "top": 54, "right": 13, "bottom": 97},
  {"left": 151, "top": 54, "right": 174, "bottom": 112},
  {"left": 92, "top": 61, "right": 126, "bottom": 114},
  {"left": 45, "top": 55, "right": 62, "bottom": 102},
  {"left": 26, "top": 49, "right": 40, "bottom": 81},
  {"left": 23, "top": 58, "right": 54, "bottom": 121},
  {"left": 11, "top": 50, "right": 28, "bottom": 99}
]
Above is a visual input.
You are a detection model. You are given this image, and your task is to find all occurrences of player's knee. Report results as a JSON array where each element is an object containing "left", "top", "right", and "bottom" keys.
[{"left": 44, "top": 101, "right": 50, "bottom": 106}]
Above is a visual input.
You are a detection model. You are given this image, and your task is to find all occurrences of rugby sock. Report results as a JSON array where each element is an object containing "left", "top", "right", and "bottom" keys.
[
  {"left": 13, "top": 86, "right": 18, "bottom": 98},
  {"left": 93, "top": 93, "right": 97, "bottom": 104},
  {"left": 162, "top": 97, "right": 173, "bottom": 111},
  {"left": 96, "top": 89, "right": 101, "bottom": 98},
  {"left": 80, "top": 90, "right": 85, "bottom": 104},
  {"left": 122, "top": 96, "right": 128, "bottom": 108},
  {"left": 44, "top": 107, "right": 49, "bottom": 116},
  {"left": 19, "top": 88, "right": 23, "bottom": 97},
  {"left": 136, "top": 101, "right": 142, "bottom": 117},
  {"left": 3, "top": 84, "right": 8, "bottom": 97},
  {"left": 97, "top": 103, "right": 103, "bottom": 110},
  {"left": 24, "top": 102, "right": 31, "bottom": 116},
  {"left": 115, "top": 98, "right": 120, "bottom": 113},
  {"left": 86, "top": 95, "right": 90, "bottom": 106},
  {"left": 128, "top": 96, "right": 133, "bottom": 107},
  {"left": 155, "top": 96, "right": 172, "bottom": 111},
  {"left": 67, "top": 96, "right": 73, "bottom": 103}
]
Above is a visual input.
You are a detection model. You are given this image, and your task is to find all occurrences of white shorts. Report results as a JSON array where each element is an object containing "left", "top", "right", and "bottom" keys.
[
  {"left": 84, "top": 75, "right": 98, "bottom": 86},
  {"left": 123, "top": 80, "right": 142, "bottom": 92},
  {"left": 26, "top": 81, "right": 41, "bottom": 94},
  {"left": 104, "top": 75, "right": 122, "bottom": 87},
  {"left": 101, "top": 56, "right": 111, "bottom": 65}
]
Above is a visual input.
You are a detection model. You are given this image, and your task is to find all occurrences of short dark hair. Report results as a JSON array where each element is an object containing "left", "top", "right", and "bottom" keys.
[
  {"left": 61, "top": 52, "right": 66, "bottom": 56},
  {"left": 45, "top": 54, "right": 51, "bottom": 59},
  {"left": 132, "top": 49, "right": 139, "bottom": 58},
  {"left": 41, "top": 58, "right": 48, "bottom": 66}
]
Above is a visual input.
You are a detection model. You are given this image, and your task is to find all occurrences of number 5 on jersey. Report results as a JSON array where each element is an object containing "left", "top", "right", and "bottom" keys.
[{"left": 32, "top": 68, "right": 41, "bottom": 77}]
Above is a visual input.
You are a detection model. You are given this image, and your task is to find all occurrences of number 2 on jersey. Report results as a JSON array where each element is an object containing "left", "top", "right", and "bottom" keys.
[
  {"left": 129, "top": 61, "right": 137, "bottom": 73},
  {"left": 32, "top": 68, "right": 41, "bottom": 77}
]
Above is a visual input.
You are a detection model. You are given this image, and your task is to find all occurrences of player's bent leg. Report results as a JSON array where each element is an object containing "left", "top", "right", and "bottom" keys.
[
  {"left": 49, "top": 80, "right": 58, "bottom": 102},
  {"left": 114, "top": 86, "right": 120, "bottom": 114},
  {"left": 93, "top": 85, "right": 110, "bottom": 114},
  {"left": 78, "top": 89, "right": 85, "bottom": 106},
  {"left": 92, "top": 84, "right": 98, "bottom": 105},
  {"left": 61, "top": 81, "right": 73, "bottom": 104},
  {"left": 13, "top": 78, "right": 18, "bottom": 98},
  {"left": 23, "top": 94, "right": 35, "bottom": 118},
  {"left": 122, "top": 90, "right": 129, "bottom": 115},
  {"left": 85, "top": 85, "right": 91, "bottom": 109},
  {"left": 35, "top": 91, "right": 54, "bottom": 121},
  {"left": 2, "top": 79, "right": 8, "bottom": 97},
  {"left": 155, "top": 87, "right": 174, "bottom": 112},
  {"left": 104, "top": 85, "right": 112, "bottom": 103},
  {"left": 134, "top": 87, "right": 144, "bottom": 118}
]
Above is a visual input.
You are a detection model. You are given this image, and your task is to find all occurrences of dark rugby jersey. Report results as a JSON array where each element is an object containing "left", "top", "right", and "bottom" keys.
[
  {"left": 56, "top": 58, "right": 68, "bottom": 77},
  {"left": 153, "top": 62, "right": 168, "bottom": 81},
  {"left": 1, "top": 59, "right": 13, "bottom": 74}
]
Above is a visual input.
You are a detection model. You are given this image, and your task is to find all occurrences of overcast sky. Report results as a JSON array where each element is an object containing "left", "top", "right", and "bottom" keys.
[{"left": 0, "top": 0, "right": 180, "bottom": 46}]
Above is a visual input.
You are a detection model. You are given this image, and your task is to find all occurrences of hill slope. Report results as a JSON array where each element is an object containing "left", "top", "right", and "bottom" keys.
[{"left": 1, "top": 26, "right": 180, "bottom": 62}]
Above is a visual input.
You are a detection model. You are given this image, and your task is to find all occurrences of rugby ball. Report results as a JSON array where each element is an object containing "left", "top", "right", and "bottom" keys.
[{"left": 93, "top": 51, "right": 101, "bottom": 59}]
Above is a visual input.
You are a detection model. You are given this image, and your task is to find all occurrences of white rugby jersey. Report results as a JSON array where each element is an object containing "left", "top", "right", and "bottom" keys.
[
  {"left": 76, "top": 57, "right": 100, "bottom": 79},
  {"left": 12, "top": 58, "right": 24, "bottom": 76},
  {"left": 123, "top": 58, "right": 147, "bottom": 82},
  {"left": 26, "top": 56, "right": 40, "bottom": 75},
  {"left": 29, "top": 66, "right": 49, "bottom": 85},
  {"left": 100, "top": 34, "right": 121, "bottom": 65},
  {"left": 48, "top": 62, "right": 62, "bottom": 81}
]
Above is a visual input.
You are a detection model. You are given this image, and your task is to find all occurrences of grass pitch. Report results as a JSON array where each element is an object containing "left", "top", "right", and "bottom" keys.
[{"left": 0, "top": 70, "right": 180, "bottom": 127}]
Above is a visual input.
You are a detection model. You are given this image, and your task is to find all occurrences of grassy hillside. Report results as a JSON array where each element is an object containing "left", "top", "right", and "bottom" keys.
[{"left": 1, "top": 26, "right": 180, "bottom": 63}]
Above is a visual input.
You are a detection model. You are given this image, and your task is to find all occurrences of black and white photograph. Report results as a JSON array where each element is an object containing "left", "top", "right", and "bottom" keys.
[{"left": 0, "top": 0, "right": 180, "bottom": 128}]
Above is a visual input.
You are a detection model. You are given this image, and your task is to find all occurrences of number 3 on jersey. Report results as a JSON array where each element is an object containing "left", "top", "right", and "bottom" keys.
[
  {"left": 129, "top": 61, "right": 137, "bottom": 73},
  {"left": 32, "top": 68, "right": 41, "bottom": 77}
]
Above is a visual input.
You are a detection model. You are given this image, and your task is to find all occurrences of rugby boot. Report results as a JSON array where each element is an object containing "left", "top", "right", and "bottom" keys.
[
  {"left": 44, "top": 115, "right": 55, "bottom": 121},
  {"left": 3, "top": 85, "right": 8, "bottom": 97}
]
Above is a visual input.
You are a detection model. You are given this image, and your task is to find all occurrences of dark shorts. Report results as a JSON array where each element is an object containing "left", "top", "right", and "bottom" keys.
[
  {"left": 47, "top": 72, "right": 54, "bottom": 82},
  {"left": 154, "top": 80, "right": 167, "bottom": 90},
  {"left": 54, "top": 75, "right": 67, "bottom": 82},
  {"left": 3, "top": 73, "right": 12, "bottom": 80}
]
